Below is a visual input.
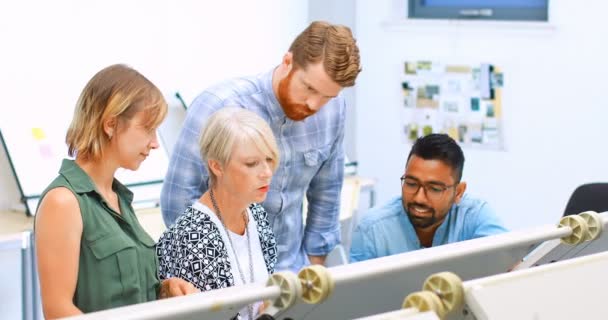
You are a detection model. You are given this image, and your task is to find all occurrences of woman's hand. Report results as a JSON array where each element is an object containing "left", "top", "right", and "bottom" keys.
[
  {"left": 258, "top": 300, "right": 270, "bottom": 314},
  {"left": 159, "top": 278, "right": 199, "bottom": 299}
]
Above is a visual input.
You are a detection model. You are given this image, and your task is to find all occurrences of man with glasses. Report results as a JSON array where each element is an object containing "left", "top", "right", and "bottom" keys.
[{"left": 350, "top": 134, "right": 507, "bottom": 262}]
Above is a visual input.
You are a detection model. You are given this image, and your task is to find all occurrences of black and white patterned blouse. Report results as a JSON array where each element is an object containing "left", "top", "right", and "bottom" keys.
[{"left": 156, "top": 202, "right": 277, "bottom": 292}]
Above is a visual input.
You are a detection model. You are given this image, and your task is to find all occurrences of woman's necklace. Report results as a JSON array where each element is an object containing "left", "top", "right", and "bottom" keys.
[{"left": 209, "top": 188, "right": 254, "bottom": 320}]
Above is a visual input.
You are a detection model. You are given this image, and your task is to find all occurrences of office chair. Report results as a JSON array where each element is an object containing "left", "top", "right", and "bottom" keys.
[{"left": 563, "top": 183, "right": 608, "bottom": 217}]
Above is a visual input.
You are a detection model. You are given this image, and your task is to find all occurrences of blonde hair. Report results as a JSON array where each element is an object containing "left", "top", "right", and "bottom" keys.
[
  {"left": 199, "top": 107, "right": 280, "bottom": 184},
  {"left": 66, "top": 64, "right": 167, "bottom": 160},
  {"left": 289, "top": 20, "right": 361, "bottom": 87}
]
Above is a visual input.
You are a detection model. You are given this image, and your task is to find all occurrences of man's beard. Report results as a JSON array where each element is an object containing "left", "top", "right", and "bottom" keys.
[
  {"left": 277, "top": 69, "right": 316, "bottom": 121},
  {"left": 405, "top": 202, "right": 437, "bottom": 228}
]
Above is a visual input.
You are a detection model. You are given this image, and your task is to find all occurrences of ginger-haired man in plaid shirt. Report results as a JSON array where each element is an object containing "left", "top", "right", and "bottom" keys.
[{"left": 161, "top": 21, "right": 362, "bottom": 272}]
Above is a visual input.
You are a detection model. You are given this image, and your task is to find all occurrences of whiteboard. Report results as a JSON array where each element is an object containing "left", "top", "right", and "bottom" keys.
[{"left": 0, "top": 123, "right": 169, "bottom": 215}]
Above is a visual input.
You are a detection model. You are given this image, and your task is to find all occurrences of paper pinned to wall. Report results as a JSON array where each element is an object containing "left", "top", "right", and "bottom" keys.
[{"left": 401, "top": 61, "right": 505, "bottom": 150}]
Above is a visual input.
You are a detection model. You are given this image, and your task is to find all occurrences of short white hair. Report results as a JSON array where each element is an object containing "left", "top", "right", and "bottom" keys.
[{"left": 199, "top": 107, "right": 280, "bottom": 183}]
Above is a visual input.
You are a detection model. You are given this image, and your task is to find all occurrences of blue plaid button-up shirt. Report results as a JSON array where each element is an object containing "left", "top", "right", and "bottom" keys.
[{"left": 161, "top": 68, "right": 345, "bottom": 272}]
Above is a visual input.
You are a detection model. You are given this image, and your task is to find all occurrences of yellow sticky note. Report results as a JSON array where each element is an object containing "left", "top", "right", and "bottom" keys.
[
  {"left": 447, "top": 127, "right": 459, "bottom": 141},
  {"left": 32, "top": 127, "right": 46, "bottom": 141}
]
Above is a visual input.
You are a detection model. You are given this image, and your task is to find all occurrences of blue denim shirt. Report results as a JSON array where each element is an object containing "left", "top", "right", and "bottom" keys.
[
  {"left": 161, "top": 68, "right": 345, "bottom": 272},
  {"left": 350, "top": 194, "right": 508, "bottom": 262}
]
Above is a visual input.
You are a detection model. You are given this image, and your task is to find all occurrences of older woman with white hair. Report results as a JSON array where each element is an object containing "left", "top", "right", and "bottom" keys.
[{"left": 156, "top": 107, "right": 279, "bottom": 320}]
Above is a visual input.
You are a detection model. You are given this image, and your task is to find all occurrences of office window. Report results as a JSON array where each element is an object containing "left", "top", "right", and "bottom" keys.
[{"left": 409, "top": 0, "right": 548, "bottom": 22}]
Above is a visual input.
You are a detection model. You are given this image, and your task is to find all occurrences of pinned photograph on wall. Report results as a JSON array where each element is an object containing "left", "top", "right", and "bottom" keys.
[
  {"left": 479, "top": 64, "right": 494, "bottom": 99},
  {"left": 446, "top": 65, "right": 472, "bottom": 74},
  {"left": 416, "top": 61, "right": 432, "bottom": 72},
  {"left": 406, "top": 123, "right": 419, "bottom": 141},
  {"left": 486, "top": 103, "right": 495, "bottom": 118},
  {"left": 443, "top": 119, "right": 459, "bottom": 141},
  {"left": 492, "top": 73, "right": 504, "bottom": 88},
  {"left": 482, "top": 123, "right": 500, "bottom": 146},
  {"left": 422, "top": 124, "right": 433, "bottom": 136},
  {"left": 402, "top": 82, "right": 414, "bottom": 108},
  {"left": 443, "top": 100, "right": 459, "bottom": 113},
  {"left": 458, "top": 124, "right": 468, "bottom": 143},
  {"left": 470, "top": 97, "right": 480, "bottom": 112},
  {"left": 417, "top": 84, "right": 440, "bottom": 108},
  {"left": 469, "top": 123, "right": 483, "bottom": 144},
  {"left": 471, "top": 68, "right": 481, "bottom": 91},
  {"left": 405, "top": 62, "right": 417, "bottom": 75},
  {"left": 447, "top": 127, "right": 459, "bottom": 141}
]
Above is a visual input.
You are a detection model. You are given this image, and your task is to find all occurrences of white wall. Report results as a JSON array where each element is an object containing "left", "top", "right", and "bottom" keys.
[
  {"left": 0, "top": 0, "right": 308, "bottom": 211},
  {"left": 4, "top": 0, "right": 607, "bottom": 231},
  {"left": 308, "top": 0, "right": 358, "bottom": 162},
  {"left": 355, "top": 0, "right": 608, "bottom": 230}
]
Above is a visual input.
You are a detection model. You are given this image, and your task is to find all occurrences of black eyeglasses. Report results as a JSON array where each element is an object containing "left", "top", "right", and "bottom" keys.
[{"left": 400, "top": 176, "right": 455, "bottom": 201}]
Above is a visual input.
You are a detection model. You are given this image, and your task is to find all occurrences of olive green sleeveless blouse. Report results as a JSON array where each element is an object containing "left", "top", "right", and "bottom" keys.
[{"left": 38, "top": 159, "right": 160, "bottom": 313}]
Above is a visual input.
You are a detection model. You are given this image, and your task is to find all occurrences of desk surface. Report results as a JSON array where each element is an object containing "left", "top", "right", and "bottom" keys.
[{"left": 0, "top": 210, "right": 33, "bottom": 235}]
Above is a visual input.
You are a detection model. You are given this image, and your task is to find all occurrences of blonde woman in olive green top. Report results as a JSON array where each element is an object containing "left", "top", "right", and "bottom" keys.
[{"left": 35, "top": 64, "right": 198, "bottom": 319}]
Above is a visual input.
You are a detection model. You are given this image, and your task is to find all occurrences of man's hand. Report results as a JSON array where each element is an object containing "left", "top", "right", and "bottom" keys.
[
  {"left": 308, "top": 255, "right": 327, "bottom": 266},
  {"left": 159, "top": 278, "right": 199, "bottom": 299}
]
